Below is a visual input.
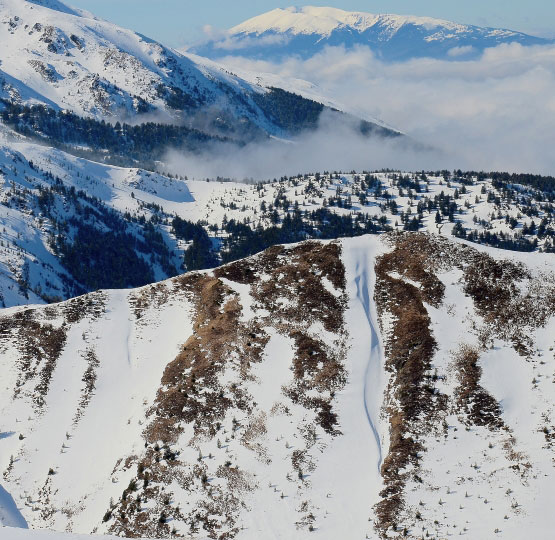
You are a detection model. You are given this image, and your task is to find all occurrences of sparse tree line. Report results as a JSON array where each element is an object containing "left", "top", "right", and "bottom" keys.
[{"left": 2, "top": 146, "right": 554, "bottom": 303}]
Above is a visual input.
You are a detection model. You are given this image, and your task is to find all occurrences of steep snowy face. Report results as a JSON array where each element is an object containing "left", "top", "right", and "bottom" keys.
[
  {"left": 1, "top": 234, "right": 554, "bottom": 539},
  {"left": 191, "top": 5, "right": 553, "bottom": 62},
  {"left": 0, "top": 0, "right": 277, "bottom": 133},
  {"left": 14, "top": 0, "right": 88, "bottom": 17}
]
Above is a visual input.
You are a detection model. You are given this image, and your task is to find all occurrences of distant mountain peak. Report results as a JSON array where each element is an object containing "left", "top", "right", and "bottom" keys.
[
  {"left": 231, "top": 6, "right": 465, "bottom": 37},
  {"left": 192, "top": 5, "right": 553, "bottom": 62}
]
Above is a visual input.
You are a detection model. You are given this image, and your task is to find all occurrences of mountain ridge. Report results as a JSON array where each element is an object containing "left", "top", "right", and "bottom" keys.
[
  {"left": 191, "top": 6, "right": 554, "bottom": 62},
  {"left": 0, "top": 118, "right": 553, "bottom": 311}
]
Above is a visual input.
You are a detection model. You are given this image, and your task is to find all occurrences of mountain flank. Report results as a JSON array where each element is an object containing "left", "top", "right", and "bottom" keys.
[{"left": 1, "top": 233, "right": 554, "bottom": 539}]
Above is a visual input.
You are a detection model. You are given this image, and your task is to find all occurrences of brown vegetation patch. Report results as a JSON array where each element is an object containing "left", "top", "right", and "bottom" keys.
[
  {"left": 1, "top": 291, "right": 109, "bottom": 411},
  {"left": 282, "top": 332, "right": 346, "bottom": 435},
  {"left": 462, "top": 253, "right": 537, "bottom": 354},
  {"left": 108, "top": 240, "right": 349, "bottom": 538},
  {"left": 129, "top": 283, "right": 171, "bottom": 321},
  {"left": 255, "top": 242, "right": 346, "bottom": 333},
  {"left": 373, "top": 235, "right": 448, "bottom": 537},
  {"left": 390, "top": 232, "right": 555, "bottom": 356},
  {"left": 109, "top": 267, "right": 270, "bottom": 537},
  {"left": 453, "top": 345, "right": 504, "bottom": 430},
  {"left": 214, "top": 258, "right": 259, "bottom": 285},
  {"left": 73, "top": 348, "right": 100, "bottom": 425},
  {"left": 215, "top": 241, "right": 346, "bottom": 333},
  {"left": 63, "top": 292, "right": 107, "bottom": 324},
  {"left": 218, "top": 241, "right": 349, "bottom": 436},
  {"left": 146, "top": 274, "right": 269, "bottom": 445},
  {"left": 372, "top": 232, "right": 555, "bottom": 535},
  {"left": 2, "top": 309, "right": 68, "bottom": 409},
  {"left": 378, "top": 233, "right": 446, "bottom": 307}
]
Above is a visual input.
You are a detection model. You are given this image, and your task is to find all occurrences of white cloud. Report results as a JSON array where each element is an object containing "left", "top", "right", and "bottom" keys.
[
  {"left": 164, "top": 111, "right": 451, "bottom": 182},
  {"left": 447, "top": 45, "right": 476, "bottom": 57},
  {"left": 213, "top": 33, "right": 292, "bottom": 51},
  {"left": 207, "top": 42, "right": 555, "bottom": 176}
]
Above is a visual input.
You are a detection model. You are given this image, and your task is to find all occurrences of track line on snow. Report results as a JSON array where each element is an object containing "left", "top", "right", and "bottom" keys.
[{"left": 354, "top": 257, "right": 383, "bottom": 473}]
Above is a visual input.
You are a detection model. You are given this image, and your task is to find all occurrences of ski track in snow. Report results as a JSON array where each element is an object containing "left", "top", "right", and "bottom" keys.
[
  {"left": 355, "top": 264, "right": 384, "bottom": 473},
  {"left": 343, "top": 237, "right": 386, "bottom": 478}
]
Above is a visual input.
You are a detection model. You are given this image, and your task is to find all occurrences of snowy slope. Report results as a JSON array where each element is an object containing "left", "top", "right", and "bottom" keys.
[
  {"left": 0, "top": 123, "right": 191, "bottom": 308},
  {"left": 190, "top": 6, "right": 554, "bottom": 62},
  {"left": 0, "top": 528, "right": 126, "bottom": 540},
  {"left": 0, "top": 121, "right": 553, "bottom": 309},
  {"left": 0, "top": 0, "right": 340, "bottom": 139},
  {"left": 0, "top": 234, "right": 554, "bottom": 539}
]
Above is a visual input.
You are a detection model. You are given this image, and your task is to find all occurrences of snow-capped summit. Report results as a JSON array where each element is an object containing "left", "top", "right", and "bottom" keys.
[
  {"left": 231, "top": 6, "right": 464, "bottom": 38},
  {"left": 191, "top": 5, "right": 554, "bottom": 62},
  {"left": 14, "top": 0, "right": 86, "bottom": 17}
]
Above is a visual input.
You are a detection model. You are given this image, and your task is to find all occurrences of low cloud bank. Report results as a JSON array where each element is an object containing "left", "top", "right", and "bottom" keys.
[
  {"left": 167, "top": 42, "right": 555, "bottom": 179},
  {"left": 164, "top": 111, "right": 455, "bottom": 181}
]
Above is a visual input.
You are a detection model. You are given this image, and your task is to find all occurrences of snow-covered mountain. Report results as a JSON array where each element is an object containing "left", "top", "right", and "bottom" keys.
[
  {"left": 0, "top": 4, "right": 554, "bottom": 539},
  {"left": 0, "top": 0, "right": 247, "bottom": 122},
  {"left": 0, "top": 233, "right": 554, "bottom": 539},
  {"left": 0, "top": 0, "right": 396, "bottom": 145},
  {"left": 190, "top": 6, "right": 554, "bottom": 62},
  {"left": 0, "top": 117, "right": 553, "bottom": 309}
]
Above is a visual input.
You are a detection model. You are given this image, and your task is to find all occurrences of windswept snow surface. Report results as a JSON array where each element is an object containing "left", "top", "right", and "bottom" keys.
[
  {"left": 298, "top": 237, "right": 389, "bottom": 538},
  {"left": 0, "top": 484, "right": 28, "bottom": 529},
  {"left": 0, "top": 528, "right": 159, "bottom": 540},
  {"left": 343, "top": 237, "right": 388, "bottom": 473}
]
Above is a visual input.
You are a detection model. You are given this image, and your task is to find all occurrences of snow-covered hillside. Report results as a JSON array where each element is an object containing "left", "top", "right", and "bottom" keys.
[
  {"left": 0, "top": 119, "right": 553, "bottom": 309},
  {"left": 0, "top": 123, "right": 189, "bottom": 308},
  {"left": 0, "top": 0, "right": 243, "bottom": 119},
  {"left": 0, "top": 527, "right": 124, "bottom": 540},
  {"left": 1, "top": 0, "right": 387, "bottom": 142},
  {"left": 190, "top": 6, "right": 554, "bottom": 62},
  {"left": 0, "top": 234, "right": 554, "bottom": 539}
]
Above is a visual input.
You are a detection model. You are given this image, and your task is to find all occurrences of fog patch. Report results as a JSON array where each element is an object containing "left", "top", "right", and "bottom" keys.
[
  {"left": 213, "top": 33, "right": 292, "bottom": 51},
  {"left": 213, "top": 42, "right": 555, "bottom": 175},
  {"left": 447, "top": 45, "right": 476, "bottom": 57},
  {"left": 163, "top": 110, "right": 453, "bottom": 182}
]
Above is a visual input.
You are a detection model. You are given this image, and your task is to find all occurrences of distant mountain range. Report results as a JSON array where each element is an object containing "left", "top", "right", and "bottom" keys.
[{"left": 190, "top": 6, "right": 555, "bottom": 62}]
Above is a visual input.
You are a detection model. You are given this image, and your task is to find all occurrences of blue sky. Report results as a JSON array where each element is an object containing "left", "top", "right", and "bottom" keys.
[{"left": 67, "top": 1, "right": 555, "bottom": 47}]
